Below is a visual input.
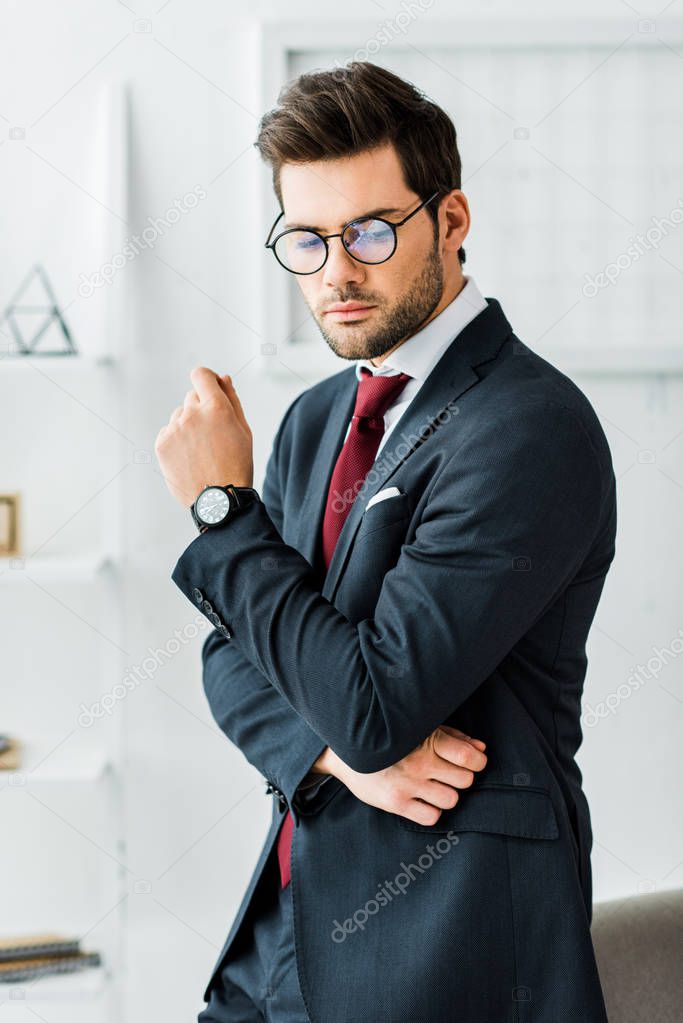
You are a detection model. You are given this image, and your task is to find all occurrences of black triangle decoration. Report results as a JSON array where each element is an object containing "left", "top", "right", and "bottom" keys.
[{"left": 1, "top": 265, "right": 77, "bottom": 356}]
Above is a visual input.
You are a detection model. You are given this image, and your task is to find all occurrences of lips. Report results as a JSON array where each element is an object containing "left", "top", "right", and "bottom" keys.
[
  {"left": 325, "top": 303, "right": 373, "bottom": 312},
  {"left": 323, "top": 303, "right": 376, "bottom": 318}
]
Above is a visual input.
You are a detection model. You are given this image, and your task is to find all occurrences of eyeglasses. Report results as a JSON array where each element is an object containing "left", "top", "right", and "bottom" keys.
[{"left": 264, "top": 190, "right": 442, "bottom": 275}]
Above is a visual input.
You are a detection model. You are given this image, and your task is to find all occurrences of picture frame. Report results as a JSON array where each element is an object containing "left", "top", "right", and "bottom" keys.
[{"left": 0, "top": 493, "right": 21, "bottom": 556}]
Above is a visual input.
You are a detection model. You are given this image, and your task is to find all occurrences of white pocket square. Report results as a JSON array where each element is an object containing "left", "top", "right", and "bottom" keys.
[{"left": 366, "top": 486, "right": 402, "bottom": 510}]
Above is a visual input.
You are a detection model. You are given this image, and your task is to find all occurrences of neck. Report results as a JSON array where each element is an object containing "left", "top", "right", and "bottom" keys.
[{"left": 370, "top": 269, "right": 467, "bottom": 366}]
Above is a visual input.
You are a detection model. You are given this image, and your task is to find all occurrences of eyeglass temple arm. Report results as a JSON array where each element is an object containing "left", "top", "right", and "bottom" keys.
[
  {"left": 265, "top": 210, "right": 284, "bottom": 248},
  {"left": 393, "top": 189, "right": 443, "bottom": 228}
]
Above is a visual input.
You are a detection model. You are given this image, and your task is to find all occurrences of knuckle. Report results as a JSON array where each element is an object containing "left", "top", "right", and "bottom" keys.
[
  {"left": 457, "top": 744, "right": 474, "bottom": 768},
  {"left": 387, "top": 783, "right": 407, "bottom": 809},
  {"left": 395, "top": 799, "right": 414, "bottom": 819}
]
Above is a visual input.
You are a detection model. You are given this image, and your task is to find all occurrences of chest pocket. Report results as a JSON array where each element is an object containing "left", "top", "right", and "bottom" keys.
[
  {"left": 354, "top": 490, "right": 412, "bottom": 543},
  {"left": 335, "top": 491, "right": 412, "bottom": 621}
]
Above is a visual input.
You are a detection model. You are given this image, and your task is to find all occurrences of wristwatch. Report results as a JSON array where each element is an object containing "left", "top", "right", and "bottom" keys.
[{"left": 191, "top": 484, "right": 261, "bottom": 533}]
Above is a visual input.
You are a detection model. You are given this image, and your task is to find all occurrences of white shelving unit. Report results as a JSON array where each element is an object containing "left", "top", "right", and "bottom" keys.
[
  {"left": 0, "top": 355, "right": 115, "bottom": 370},
  {"left": 1, "top": 742, "right": 112, "bottom": 785},
  {"left": 0, "top": 85, "right": 129, "bottom": 1022},
  {"left": 0, "top": 554, "right": 114, "bottom": 582}
]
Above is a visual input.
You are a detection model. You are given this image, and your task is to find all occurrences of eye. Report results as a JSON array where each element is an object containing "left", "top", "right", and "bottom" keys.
[
  {"left": 344, "top": 219, "right": 395, "bottom": 261},
  {"left": 363, "top": 221, "right": 393, "bottom": 241},
  {"left": 294, "top": 233, "right": 323, "bottom": 250}
]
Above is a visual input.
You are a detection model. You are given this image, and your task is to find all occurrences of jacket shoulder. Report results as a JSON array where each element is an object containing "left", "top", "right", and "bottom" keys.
[{"left": 477, "top": 336, "right": 612, "bottom": 459}]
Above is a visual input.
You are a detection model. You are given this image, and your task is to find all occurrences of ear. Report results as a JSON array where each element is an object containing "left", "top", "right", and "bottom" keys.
[{"left": 440, "top": 189, "right": 470, "bottom": 256}]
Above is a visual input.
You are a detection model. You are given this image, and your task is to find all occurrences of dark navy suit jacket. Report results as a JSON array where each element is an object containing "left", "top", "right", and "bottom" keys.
[{"left": 172, "top": 297, "right": 615, "bottom": 1022}]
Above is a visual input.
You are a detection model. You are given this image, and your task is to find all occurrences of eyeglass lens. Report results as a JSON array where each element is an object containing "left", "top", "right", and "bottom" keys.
[{"left": 274, "top": 217, "right": 396, "bottom": 273}]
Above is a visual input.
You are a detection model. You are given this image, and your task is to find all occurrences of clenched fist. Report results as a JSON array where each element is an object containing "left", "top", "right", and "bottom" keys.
[{"left": 155, "top": 367, "right": 253, "bottom": 508}]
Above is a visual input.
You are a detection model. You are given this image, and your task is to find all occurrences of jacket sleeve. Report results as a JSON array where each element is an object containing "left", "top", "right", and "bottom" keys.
[
  {"left": 198, "top": 393, "right": 331, "bottom": 813},
  {"left": 172, "top": 400, "right": 609, "bottom": 775}
]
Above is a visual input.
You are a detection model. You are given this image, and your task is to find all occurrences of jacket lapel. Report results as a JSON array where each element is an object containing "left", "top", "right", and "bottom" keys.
[
  {"left": 320, "top": 298, "right": 512, "bottom": 602},
  {"left": 294, "top": 367, "right": 357, "bottom": 572}
]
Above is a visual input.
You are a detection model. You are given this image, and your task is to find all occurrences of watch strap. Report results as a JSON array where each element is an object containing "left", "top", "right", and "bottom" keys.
[{"left": 231, "top": 486, "right": 261, "bottom": 509}]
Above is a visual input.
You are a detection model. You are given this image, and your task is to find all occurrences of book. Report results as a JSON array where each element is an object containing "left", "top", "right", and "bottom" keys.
[
  {"left": 0, "top": 951, "right": 101, "bottom": 983},
  {"left": 0, "top": 933, "right": 81, "bottom": 963}
]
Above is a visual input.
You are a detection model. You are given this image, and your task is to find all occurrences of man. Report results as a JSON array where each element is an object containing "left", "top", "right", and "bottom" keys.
[{"left": 157, "top": 62, "right": 615, "bottom": 1022}]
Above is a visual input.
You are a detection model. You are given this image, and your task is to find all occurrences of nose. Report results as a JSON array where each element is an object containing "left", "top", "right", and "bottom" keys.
[{"left": 321, "top": 235, "right": 366, "bottom": 291}]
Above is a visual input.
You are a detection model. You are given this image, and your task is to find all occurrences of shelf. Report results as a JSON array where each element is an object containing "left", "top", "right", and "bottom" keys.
[
  {"left": 0, "top": 354, "right": 115, "bottom": 370},
  {"left": 0, "top": 965, "right": 109, "bottom": 1003},
  {"left": 1, "top": 741, "right": 112, "bottom": 785},
  {"left": 0, "top": 554, "right": 115, "bottom": 583}
]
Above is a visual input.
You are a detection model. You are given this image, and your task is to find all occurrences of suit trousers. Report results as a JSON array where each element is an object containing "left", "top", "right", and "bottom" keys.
[{"left": 197, "top": 847, "right": 310, "bottom": 1022}]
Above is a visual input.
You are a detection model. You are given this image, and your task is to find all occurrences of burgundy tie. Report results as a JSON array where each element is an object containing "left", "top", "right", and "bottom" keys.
[{"left": 276, "top": 366, "right": 412, "bottom": 888}]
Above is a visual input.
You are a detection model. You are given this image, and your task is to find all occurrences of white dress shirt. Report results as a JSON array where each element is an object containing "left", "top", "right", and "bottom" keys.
[{"left": 346, "top": 275, "right": 488, "bottom": 456}]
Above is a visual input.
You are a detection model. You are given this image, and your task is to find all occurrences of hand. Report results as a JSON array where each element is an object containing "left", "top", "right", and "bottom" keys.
[
  {"left": 155, "top": 368, "right": 253, "bottom": 508},
  {"left": 313, "top": 726, "right": 487, "bottom": 826}
]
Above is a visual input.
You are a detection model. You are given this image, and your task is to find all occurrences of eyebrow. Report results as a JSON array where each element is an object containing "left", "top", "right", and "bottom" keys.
[{"left": 283, "top": 206, "right": 406, "bottom": 231}]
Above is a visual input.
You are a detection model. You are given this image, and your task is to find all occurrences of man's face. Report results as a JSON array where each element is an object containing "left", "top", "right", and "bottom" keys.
[{"left": 278, "top": 144, "right": 445, "bottom": 362}]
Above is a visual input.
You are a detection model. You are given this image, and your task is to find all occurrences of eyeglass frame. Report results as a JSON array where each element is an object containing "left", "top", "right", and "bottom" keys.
[{"left": 264, "top": 189, "right": 445, "bottom": 275}]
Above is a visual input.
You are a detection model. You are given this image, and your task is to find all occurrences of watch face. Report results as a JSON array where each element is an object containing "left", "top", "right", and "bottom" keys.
[{"left": 196, "top": 487, "right": 231, "bottom": 525}]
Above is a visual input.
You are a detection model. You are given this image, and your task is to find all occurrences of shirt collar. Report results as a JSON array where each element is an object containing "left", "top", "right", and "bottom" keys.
[{"left": 354, "top": 275, "right": 488, "bottom": 381}]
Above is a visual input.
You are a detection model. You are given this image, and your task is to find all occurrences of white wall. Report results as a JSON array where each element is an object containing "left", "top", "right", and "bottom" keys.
[{"left": 1, "top": 2, "right": 681, "bottom": 1021}]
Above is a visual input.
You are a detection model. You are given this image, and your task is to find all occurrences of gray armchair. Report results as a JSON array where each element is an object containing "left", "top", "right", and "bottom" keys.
[{"left": 592, "top": 889, "right": 683, "bottom": 1022}]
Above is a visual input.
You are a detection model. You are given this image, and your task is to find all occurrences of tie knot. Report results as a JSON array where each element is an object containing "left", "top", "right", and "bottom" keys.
[{"left": 354, "top": 367, "right": 412, "bottom": 423}]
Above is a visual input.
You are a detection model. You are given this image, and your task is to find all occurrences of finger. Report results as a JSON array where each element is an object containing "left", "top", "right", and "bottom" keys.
[
  {"left": 401, "top": 799, "right": 443, "bottom": 827},
  {"left": 169, "top": 405, "right": 183, "bottom": 424},
  {"left": 218, "top": 374, "right": 250, "bottom": 434},
  {"left": 439, "top": 725, "right": 486, "bottom": 749},
  {"left": 434, "top": 730, "right": 487, "bottom": 772},
  {"left": 416, "top": 779, "right": 461, "bottom": 811},
  {"left": 214, "top": 374, "right": 229, "bottom": 397},
  {"left": 190, "top": 365, "right": 225, "bottom": 404},
  {"left": 439, "top": 725, "right": 486, "bottom": 751},
  {"left": 183, "top": 389, "right": 199, "bottom": 412},
  {"left": 426, "top": 762, "right": 476, "bottom": 790}
]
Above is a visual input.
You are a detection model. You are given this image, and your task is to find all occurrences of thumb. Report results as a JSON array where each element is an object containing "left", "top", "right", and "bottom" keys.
[{"left": 439, "top": 725, "right": 486, "bottom": 751}]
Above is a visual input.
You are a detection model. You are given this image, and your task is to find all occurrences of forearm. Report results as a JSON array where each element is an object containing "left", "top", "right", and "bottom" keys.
[
  {"left": 202, "top": 627, "right": 328, "bottom": 808},
  {"left": 308, "top": 745, "right": 343, "bottom": 776},
  {"left": 297, "top": 747, "right": 339, "bottom": 788},
  {"left": 174, "top": 498, "right": 531, "bottom": 773},
  {"left": 173, "top": 404, "right": 602, "bottom": 776}
]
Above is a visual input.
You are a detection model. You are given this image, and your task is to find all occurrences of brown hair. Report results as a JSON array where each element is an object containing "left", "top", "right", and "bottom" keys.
[{"left": 255, "top": 61, "right": 466, "bottom": 265}]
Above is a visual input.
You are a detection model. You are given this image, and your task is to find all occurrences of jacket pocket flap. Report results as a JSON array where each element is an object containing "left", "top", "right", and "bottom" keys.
[{"left": 396, "top": 783, "right": 559, "bottom": 840}]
